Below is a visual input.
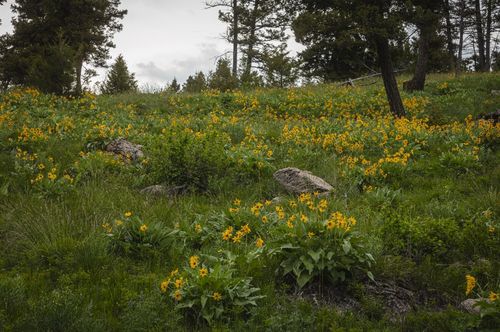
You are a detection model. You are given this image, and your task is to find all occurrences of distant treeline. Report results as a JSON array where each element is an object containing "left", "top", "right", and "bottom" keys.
[{"left": 0, "top": 1, "right": 498, "bottom": 116}]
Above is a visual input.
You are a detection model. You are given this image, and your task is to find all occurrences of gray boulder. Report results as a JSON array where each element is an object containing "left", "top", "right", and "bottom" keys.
[
  {"left": 105, "top": 138, "right": 144, "bottom": 162},
  {"left": 459, "top": 298, "right": 487, "bottom": 314},
  {"left": 273, "top": 168, "right": 333, "bottom": 195}
]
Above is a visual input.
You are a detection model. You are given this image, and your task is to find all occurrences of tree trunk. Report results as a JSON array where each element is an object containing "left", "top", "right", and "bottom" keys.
[
  {"left": 444, "top": 0, "right": 455, "bottom": 71},
  {"left": 232, "top": 0, "right": 238, "bottom": 77},
  {"left": 75, "top": 58, "right": 83, "bottom": 96},
  {"left": 474, "top": 0, "right": 486, "bottom": 71},
  {"left": 375, "top": 37, "right": 406, "bottom": 118},
  {"left": 485, "top": 0, "right": 492, "bottom": 71},
  {"left": 404, "top": 25, "right": 431, "bottom": 92},
  {"left": 456, "top": 0, "right": 466, "bottom": 77},
  {"left": 245, "top": 0, "right": 259, "bottom": 77}
]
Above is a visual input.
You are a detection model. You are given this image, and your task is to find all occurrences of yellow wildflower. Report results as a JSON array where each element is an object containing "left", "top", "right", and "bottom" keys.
[
  {"left": 189, "top": 255, "right": 200, "bottom": 269},
  {"left": 466, "top": 275, "right": 476, "bottom": 295},
  {"left": 174, "top": 290, "right": 182, "bottom": 301},
  {"left": 233, "top": 199, "right": 241, "bottom": 206},
  {"left": 199, "top": 267, "right": 208, "bottom": 278},
  {"left": 222, "top": 226, "right": 234, "bottom": 241},
  {"left": 139, "top": 224, "right": 148, "bottom": 232},
  {"left": 489, "top": 292, "right": 498, "bottom": 302},
  {"left": 124, "top": 211, "right": 132, "bottom": 218},
  {"left": 256, "top": 238, "right": 264, "bottom": 248},
  {"left": 241, "top": 224, "right": 251, "bottom": 235},
  {"left": 212, "top": 292, "right": 222, "bottom": 301},
  {"left": 326, "top": 220, "right": 335, "bottom": 230},
  {"left": 174, "top": 278, "right": 184, "bottom": 289},
  {"left": 261, "top": 216, "right": 268, "bottom": 223},
  {"left": 160, "top": 279, "right": 170, "bottom": 293}
]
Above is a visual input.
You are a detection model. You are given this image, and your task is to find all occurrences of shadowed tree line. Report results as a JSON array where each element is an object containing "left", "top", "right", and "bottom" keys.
[{"left": 0, "top": 0, "right": 499, "bottom": 116}]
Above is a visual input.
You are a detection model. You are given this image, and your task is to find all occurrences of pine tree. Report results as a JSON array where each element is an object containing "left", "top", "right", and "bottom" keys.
[
  {"left": 260, "top": 44, "right": 299, "bottom": 88},
  {"left": 208, "top": 58, "right": 239, "bottom": 91},
  {"left": 238, "top": 0, "right": 289, "bottom": 78},
  {"left": 293, "top": 0, "right": 407, "bottom": 117},
  {"left": 206, "top": 0, "right": 241, "bottom": 77},
  {"left": 168, "top": 78, "right": 181, "bottom": 93},
  {"left": 183, "top": 72, "right": 207, "bottom": 93},
  {"left": 403, "top": 1, "right": 443, "bottom": 92},
  {"left": 100, "top": 55, "right": 138, "bottom": 94},
  {"left": 0, "top": 0, "right": 126, "bottom": 95}
]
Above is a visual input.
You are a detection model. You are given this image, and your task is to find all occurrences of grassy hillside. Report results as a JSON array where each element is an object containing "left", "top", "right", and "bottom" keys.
[{"left": 0, "top": 73, "right": 499, "bottom": 331}]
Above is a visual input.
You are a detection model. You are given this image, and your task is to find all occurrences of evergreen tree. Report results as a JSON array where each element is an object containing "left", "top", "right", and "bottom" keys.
[
  {"left": 238, "top": 0, "right": 289, "bottom": 78},
  {"left": 293, "top": 0, "right": 407, "bottom": 117},
  {"left": 0, "top": 0, "right": 126, "bottom": 95},
  {"left": 208, "top": 58, "right": 239, "bottom": 91},
  {"left": 100, "top": 55, "right": 138, "bottom": 94},
  {"left": 292, "top": 9, "right": 379, "bottom": 82},
  {"left": 168, "top": 78, "right": 181, "bottom": 93},
  {"left": 206, "top": 0, "right": 241, "bottom": 76},
  {"left": 183, "top": 72, "right": 207, "bottom": 93},
  {"left": 403, "top": 0, "right": 443, "bottom": 92},
  {"left": 260, "top": 45, "right": 299, "bottom": 88}
]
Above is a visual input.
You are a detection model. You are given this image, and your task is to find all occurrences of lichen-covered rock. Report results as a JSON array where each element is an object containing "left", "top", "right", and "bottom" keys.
[
  {"left": 459, "top": 298, "right": 485, "bottom": 314},
  {"left": 140, "top": 184, "right": 187, "bottom": 197},
  {"left": 273, "top": 168, "right": 333, "bottom": 195},
  {"left": 105, "top": 138, "right": 143, "bottom": 161}
]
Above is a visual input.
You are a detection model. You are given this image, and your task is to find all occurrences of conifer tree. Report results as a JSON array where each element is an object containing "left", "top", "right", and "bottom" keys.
[
  {"left": 208, "top": 58, "right": 239, "bottom": 91},
  {"left": 168, "top": 78, "right": 181, "bottom": 93},
  {"left": 0, "top": 0, "right": 126, "bottom": 95},
  {"left": 293, "top": 0, "right": 407, "bottom": 117},
  {"left": 183, "top": 72, "right": 207, "bottom": 93},
  {"left": 100, "top": 55, "right": 138, "bottom": 94}
]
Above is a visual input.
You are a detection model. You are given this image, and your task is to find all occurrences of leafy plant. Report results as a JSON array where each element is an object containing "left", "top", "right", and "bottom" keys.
[
  {"left": 160, "top": 253, "right": 264, "bottom": 325},
  {"left": 104, "top": 212, "right": 174, "bottom": 258}
]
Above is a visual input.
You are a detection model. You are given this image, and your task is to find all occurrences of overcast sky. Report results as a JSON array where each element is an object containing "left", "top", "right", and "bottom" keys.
[{"left": 0, "top": 0, "right": 301, "bottom": 89}]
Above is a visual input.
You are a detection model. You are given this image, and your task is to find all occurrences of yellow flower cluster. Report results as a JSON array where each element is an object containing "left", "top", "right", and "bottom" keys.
[{"left": 326, "top": 212, "right": 357, "bottom": 231}]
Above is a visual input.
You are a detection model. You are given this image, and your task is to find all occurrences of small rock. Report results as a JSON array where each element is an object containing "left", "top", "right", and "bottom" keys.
[
  {"left": 273, "top": 167, "right": 333, "bottom": 195},
  {"left": 492, "top": 90, "right": 500, "bottom": 96},
  {"left": 271, "top": 196, "right": 285, "bottom": 204},
  {"left": 140, "top": 184, "right": 187, "bottom": 197},
  {"left": 140, "top": 185, "right": 169, "bottom": 196},
  {"left": 105, "top": 138, "right": 144, "bottom": 162},
  {"left": 459, "top": 298, "right": 487, "bottom": 314}
]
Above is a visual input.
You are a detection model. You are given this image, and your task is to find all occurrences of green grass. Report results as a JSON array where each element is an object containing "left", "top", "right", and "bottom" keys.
[{"left": 0, "top": 73, "right": 499, "bottom": 331}]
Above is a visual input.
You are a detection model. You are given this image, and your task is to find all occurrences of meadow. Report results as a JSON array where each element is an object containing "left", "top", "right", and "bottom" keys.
[{"left": 0, "top": 73, "right": 499, "bottom": 331}]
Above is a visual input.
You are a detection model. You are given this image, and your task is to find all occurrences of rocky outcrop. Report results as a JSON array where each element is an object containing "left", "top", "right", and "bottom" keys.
[
  {"left": 273, "top": 168, "right": 333, "bottom": 195},
  {"left": 105, "top": 138, "right": 144, "bottom": 162}
]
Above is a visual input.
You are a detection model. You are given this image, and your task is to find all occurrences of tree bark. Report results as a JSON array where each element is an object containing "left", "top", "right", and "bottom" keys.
[
  {"left": 474, "top": 0, "right": 486, "bottom": 71},
  {"left": 232, "top": 0, "right": 239, "bottom": 77},
  {"left": 456, "top": 0, "right": 466, "bottom": 76},
  {"left": 444, "top": 0, "right": 455, "bottom": 71},
  {"left": 485, "top": 0, "right": 492, "bottom": 71},
  {"left": 375, "top": 37, "right": 406, "bottom": 118},
  {"left": 245, "top": 0, "right": 260, "bottom": 77},
  {"left": 404, "top": 25, "right": 431, "bottom": 92}
]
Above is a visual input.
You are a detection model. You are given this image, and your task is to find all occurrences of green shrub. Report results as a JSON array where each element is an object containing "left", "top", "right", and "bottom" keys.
[
  {"left": 104, "top": 212, "right": 174, "bottom": 258},
  {"left": 159, "top": 253, "right": 263, "bottom": 326},
  {"left": 381, "top": 214, "right": 460, "bottom": 262},
  {"left": 147, "top": 129, "right": 231, "bottom": 192}
]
